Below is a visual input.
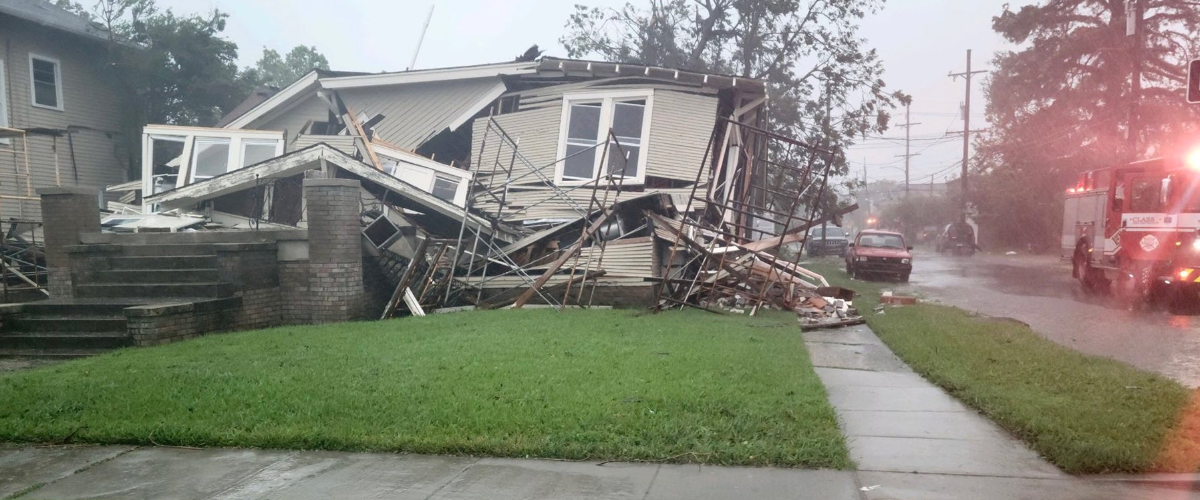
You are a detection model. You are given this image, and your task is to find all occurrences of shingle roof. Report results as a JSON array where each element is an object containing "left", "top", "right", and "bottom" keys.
[{"left": 0, "top": 0, "right": 111, "bottom": 43}]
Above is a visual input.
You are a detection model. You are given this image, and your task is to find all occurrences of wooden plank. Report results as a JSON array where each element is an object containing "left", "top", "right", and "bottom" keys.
[
  {"left": 381, "top": 237, "right": 429, "bottom": 319},
  {"left": 402, "top": 287, "right": 426, "bottom": 317},
  {"left": 343, "top": 105, "right": 383, "bottom": 170},
  {"left": 511, "top": 209, "right": 612, "bottom": 308}
]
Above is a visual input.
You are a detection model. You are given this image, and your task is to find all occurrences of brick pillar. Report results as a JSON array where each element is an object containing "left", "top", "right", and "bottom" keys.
[
  {"left": 38, "top": 187, "right": 100, "bottom": 298},
  {"left": 304, "top": 178, "right": 363, "bottom": 322}
]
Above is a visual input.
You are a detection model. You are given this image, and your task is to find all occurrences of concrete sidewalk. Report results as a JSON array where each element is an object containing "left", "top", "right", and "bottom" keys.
[
  {"left": 804, "top": 323, "right": 1195, "bottom": 499},
  {"left": 1, "top": 443, "right": 1189, "bottom": 500}
]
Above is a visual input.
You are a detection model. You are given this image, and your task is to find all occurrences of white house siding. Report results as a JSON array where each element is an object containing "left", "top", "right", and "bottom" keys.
[
  {"left": 645, "top": 90, "right": 717, "bottom": 182},
  {"left": 468, "top": 81, "right": 719, "bottom": 225},
  {"left": 256, "top": 94, "right": 328, "bottom": 152},
  {"left": 0, "top": 16, "right": 127, "bottom": 220},
  {"left": 337, "top": 77, "right": 502, "bottom": 151}
]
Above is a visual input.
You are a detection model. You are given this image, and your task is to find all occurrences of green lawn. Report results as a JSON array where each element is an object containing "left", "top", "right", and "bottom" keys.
[
  {"left": 806, "top": 258, "right": 1197, "bottom": 474},
  {"left": 0, "top": 309, "right": 850, "bottom": 469}
]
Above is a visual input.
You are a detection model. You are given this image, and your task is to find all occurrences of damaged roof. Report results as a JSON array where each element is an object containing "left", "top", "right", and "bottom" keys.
[
  {"left": 143, "top": 143, "right": 518, "bottom": 242},
  {"left": 220, "top": 57, "right": 768, "bottom": 135}
]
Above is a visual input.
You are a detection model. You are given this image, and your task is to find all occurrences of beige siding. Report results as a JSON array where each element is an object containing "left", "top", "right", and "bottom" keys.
[
  {"left": 292, "top": 134, "right": 357, "bottom": 155},
  {"left": 0, "top": 16, "right": 128, "bottom": 220},
  {"left": 257, "top": 94, "right": 329, "bottom": 152},
  {"left": 469, "top": 82, "right": 718, "bottom": 224},
  {"left": 338, "top": 77, "right": 502, "bottom": 150},
  {"left": 646, "top": 90, "right": 717, "bottom": 181},
  {"left": 470, "top": 101, "right": 562, "bottom": 185}
]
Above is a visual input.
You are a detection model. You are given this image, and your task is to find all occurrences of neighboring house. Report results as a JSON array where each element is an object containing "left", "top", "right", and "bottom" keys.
[{"left": 0, "top": 0, "right": 130, "bottom": 220}]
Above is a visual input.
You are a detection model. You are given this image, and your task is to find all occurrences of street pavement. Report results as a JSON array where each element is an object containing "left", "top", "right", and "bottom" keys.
[
  {"left": 2, "top": 322, "right": 1194, "bottom": 499},
  {"left": 903, "top": 248, "right": 1200, "bottom": 387}
]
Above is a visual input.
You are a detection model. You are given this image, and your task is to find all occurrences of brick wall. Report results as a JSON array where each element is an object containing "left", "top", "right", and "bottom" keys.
[
  {"left": 37, "top": 187, "right": 100, "bottom": 298},
  {"left": 304, "top": 179, "right": 364, "bottom": 323},
  {"left": 215, "top": 243, "right": 282, "bottom": 330},
  {"left": 280, "top": 260, "right": 311, "bottom": 325},
  {"left": 125, "top": 301, "right": 237, "bottom": 347}
]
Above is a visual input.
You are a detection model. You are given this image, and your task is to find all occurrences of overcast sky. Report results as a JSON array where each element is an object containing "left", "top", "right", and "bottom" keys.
[{"left": 157, "top": 0, "right": 1013, "bottom": 186}]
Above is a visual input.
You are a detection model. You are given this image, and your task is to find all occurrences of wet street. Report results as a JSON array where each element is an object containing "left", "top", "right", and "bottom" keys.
[{"left": 905, "top": 248, "right": 1200, "bottom": 387}]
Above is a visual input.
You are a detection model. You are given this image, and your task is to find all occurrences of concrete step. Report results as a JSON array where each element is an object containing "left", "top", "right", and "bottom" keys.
[
  {"left": 87, "top": 269, "right": 220, "bottom": 284},
  {"left": 0, "top": 331, "right": 132, "bottom": 350},
  {"left": 0, "top": 347, "right": 116, "bottom": 359},
  {"left": 108, "top": 255, "right": 219, "bottom": 270},
  {"left": 117, "top": 244, "right": 217, "bottom": 257},
  {"left": 74, "top": 282, "right": 234, "bottom": 299},
  {"left": 7, "top": 315, "right": 126, "bottom": 333},
  {"left": 21, "top": 302, "right": 140, "bottom": 316}
]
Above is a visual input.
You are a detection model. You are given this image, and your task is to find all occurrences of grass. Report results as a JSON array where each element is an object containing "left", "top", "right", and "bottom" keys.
[
  {"left": 806, "top": 258, "right": 1199, "bottom": 474},
  {"left": 0, "top": 308, "right": 851, "bottom": 469}
]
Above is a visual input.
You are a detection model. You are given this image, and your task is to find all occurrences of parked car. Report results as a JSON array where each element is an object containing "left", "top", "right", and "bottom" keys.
[
  {"left": 845, "top": 230, "right": 913, "bottom": 282},
  {"left": 806, "top": 225, "right": 849, "bottom": 257},
  {"left": 935, "top": 222, "right": 976, "bottom": 256}
]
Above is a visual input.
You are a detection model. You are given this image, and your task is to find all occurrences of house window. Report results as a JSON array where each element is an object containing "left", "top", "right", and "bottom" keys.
[
  {"left": 241, "top": 140, "right": 278, "bottom": 168},
  {"left": 191, "top": 138, "right": 231, "bottom": 181},
  {"left": 431, "top": 174, "right": 459, "bottom": 202},
  {"left": 556, "top": 91, "right": 652, "bottom": 185},
  {"left": 29, "top": 55, "right": 63, "bottom": 110}
]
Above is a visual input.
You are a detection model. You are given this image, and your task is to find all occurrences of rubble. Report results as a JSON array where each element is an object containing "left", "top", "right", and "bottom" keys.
[{"left": 99, "top": 57, "right": 865, "bottom": 326}]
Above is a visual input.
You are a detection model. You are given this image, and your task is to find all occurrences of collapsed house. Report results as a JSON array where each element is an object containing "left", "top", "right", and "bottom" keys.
[{"left": 103, "top": 57, "right": 856, "bottom": 321}]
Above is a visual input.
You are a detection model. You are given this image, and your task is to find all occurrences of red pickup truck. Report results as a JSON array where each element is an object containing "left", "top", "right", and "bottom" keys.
[{"left": 844, "top": 230, "right": 913, "bottom": 282}]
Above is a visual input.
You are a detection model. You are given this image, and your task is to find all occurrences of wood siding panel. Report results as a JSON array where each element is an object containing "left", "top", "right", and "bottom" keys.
[
  {"left": 646, "top": 90, "right": 717, "bottom": 182},
  {"left": 257, "top": 95, "right": 329, "bottom": 152},
  {"left": 338, "top": 77, "right": 501, "bottom": 150},
  {"left": 0, "top": 17, "right": 128, "bottom": 220}
]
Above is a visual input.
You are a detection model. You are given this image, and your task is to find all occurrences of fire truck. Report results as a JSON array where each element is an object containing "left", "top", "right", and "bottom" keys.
[{"left": 1063, "top": 154, "right": 1200, "bottom": 310}]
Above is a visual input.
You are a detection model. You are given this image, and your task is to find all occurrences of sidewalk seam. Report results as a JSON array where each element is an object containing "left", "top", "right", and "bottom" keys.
[
  {"left": 421, "top": 456, "right": 481, "bottom": 500},
  {"left": 638, "top": 464, "right": 661, "bottom": 500}
]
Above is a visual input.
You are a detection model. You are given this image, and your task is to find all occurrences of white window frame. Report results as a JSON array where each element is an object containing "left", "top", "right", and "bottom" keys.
[
  {"left": 28, "top": 54, "right": 64, "bottom": 111},
  {"left": 0, "top": 60, "right": 9, "bottom": 144},
  {"left": 140, "top": 125, "right": 285, "bottom": 212},
  {"left": 554, "top": 89, "right": 654, "bottom": 186},
  {"left": 374, "top": 143, "right": 473, "bottom": 207}
]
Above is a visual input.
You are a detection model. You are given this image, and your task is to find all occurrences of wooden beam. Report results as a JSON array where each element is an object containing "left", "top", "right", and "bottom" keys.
[
  {"left": 343, "top": 105, "right": 383, "bottom": 170},
  {"left": 382, "top": 237, "right": 430, "bottom": 319},
  {"left": 511, "top": 209, "right": 613, "bottom": 308}
]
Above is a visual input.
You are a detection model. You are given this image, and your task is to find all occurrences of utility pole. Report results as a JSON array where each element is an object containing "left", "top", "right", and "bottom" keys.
[
  {"left": 949, "top": 50, "right": 986, "bottom": 223},
  {"left": 895, "top": 103, "right": 921, "bottom": 197},
  {"left": 1126, "top": 0, "right": 1142, "bottom": 159}
]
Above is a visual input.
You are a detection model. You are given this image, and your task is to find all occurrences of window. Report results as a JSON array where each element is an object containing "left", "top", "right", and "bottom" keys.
[
  {"left": 242, "top": 140, "right": 278, "bottom": 168},
  {"left": 431, "top": 174, "right": 460, "bottom": 202},
  {"left": 191, "top": 138, "right": 231, "bottom": 181},
  {"left": 1129, "top": 178, "right": 1162, "bottom": 212},
  {"left": 858, "top": 234, "right": 906, "bottom": 249},
  {"left": 29, "top": 55, "right": 62, "bottom": 110},
  {"left": 556, "top": 91, "right": 652, "bottom": 185}
]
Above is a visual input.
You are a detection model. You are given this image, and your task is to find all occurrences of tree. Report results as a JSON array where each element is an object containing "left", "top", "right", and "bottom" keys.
[
  {"left": 88, "top": 0, "right": 244, "bottom": 127},
  {"left": 560, "top": 0, "right": 907, "bottom": 215},
  {"left": 973, "top": 0, "right": 1200, "bottom": 249},
  {"left": 241, "top": 46, "right": 330, "bottom": 89}
]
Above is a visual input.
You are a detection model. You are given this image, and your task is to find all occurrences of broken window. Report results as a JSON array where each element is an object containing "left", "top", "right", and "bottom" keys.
[
  {"left": 557, "top": 91, "right": 652, "bottom": 185},
  {"left": 431, "top": 174, "right": 459, "bottom": 202}
]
